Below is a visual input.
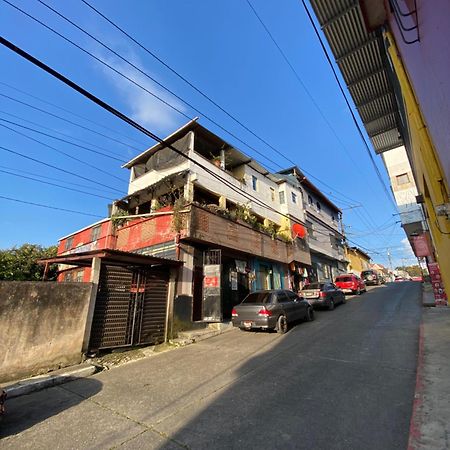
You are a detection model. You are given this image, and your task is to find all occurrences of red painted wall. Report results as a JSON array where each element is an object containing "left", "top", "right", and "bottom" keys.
[{"left": 387, "top": 0, "right": 450, "bottom": 185}]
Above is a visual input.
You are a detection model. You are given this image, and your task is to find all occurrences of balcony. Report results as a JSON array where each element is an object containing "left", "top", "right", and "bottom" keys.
[{"left": 184, "top": 204, "right": 311, "bottom": 265}]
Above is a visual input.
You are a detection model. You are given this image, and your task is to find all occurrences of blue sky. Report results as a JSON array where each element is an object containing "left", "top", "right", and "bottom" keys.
[{"left": 0, "top": 0, "right": 417, "bottom": 267}]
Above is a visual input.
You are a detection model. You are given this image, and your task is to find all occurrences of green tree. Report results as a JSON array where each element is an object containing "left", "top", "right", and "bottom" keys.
[
  {"left": 0, "top": 244, "right": 58, "bottom": 281},
  {"left": 395, "top": 265, "right": 422, "bottom": 278}
]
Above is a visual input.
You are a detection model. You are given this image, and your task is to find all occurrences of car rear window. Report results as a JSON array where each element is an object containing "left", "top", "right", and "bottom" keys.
[
  {"left": 336, "top": 276, "right": 353, "bottom": 282},
  {"left": 361, "top": 271, "right": 373, "bottom": 276},
  {"left": 302, "top": 283, "right": 323, "bottom": 290},
  {"left": 241, "top": 292, "right": 273, "bottom": 304}
]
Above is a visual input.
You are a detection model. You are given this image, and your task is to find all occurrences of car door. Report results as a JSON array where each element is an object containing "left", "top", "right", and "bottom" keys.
[
  {"left": 276, "top": 291, "right": 296, "bottom": 323},
  {"left": 331, "top": 283, "right": 344, "bottom": 303},
  {"left": 286, "top": 290, "right": 305, "bottom": 320}
]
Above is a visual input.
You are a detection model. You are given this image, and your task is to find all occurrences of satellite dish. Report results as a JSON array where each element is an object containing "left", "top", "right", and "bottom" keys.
[{"left": 292, "top": 223, "right": 307, "bottom": 239}]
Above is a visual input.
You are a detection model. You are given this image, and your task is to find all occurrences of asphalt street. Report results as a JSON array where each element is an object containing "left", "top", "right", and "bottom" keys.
[{"left": 1, "top": 281, "right": 422, "bottom": 450}]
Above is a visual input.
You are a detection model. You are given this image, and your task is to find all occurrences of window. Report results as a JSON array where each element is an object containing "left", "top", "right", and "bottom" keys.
[
  {"left": 242, "top": 292, "right": 273, "bottom": 304},
  {"left": 306, "top": 221, "right": 314, "bottom": 238},
  {"left": 270, "top": 187, "right": 275, "bottom": 202},
  {"left": 291, "top": 192, "right": 297, "bottom": 204},
  {"left": 251, "top": 175, "right": 258, "bottom": 191},
  {"left": 276, "top": 292, "right": 290, "bottom": 303},
  {"left": 308, "top": 194, "right": 313, "bottom": 205},
  {"left": 331, "top": 215, "right": 336, "bottom": 222},
  {"left": 65, "top": 236, "right": 73, "bottom": 250},
  {"left": 316, "top": 202, "right": 321, "bottom": 212},
  {"left": 286, "top": 291, "right": 298, "bottom": 301},
  {"left": 396, "top": 173, "right": 410, "bottom": 185},
  {"left": 279, "top": 191, "right": 286, "bottom": 204},
  {"left": 91, "top": 225, "right": 101, "bottom": 242}
]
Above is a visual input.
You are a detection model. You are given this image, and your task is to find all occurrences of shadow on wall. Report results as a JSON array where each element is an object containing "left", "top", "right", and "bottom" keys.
[{"left": 0, "top": 377, "right": 102, "bottom": 439}]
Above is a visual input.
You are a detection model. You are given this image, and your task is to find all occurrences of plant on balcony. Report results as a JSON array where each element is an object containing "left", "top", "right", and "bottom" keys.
[
  {"left": 111, "top": 208, "right": 130, "bottom": 228},
  {"left": 172, "top": 197, "right": 188, "bottom": 233},
  {"left": 262, "top": 221, "right": 279, "bottom": 240}
]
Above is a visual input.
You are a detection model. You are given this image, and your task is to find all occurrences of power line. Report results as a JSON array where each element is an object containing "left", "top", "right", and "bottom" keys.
[
  {"left": 0, "top": 80, "right": 148, "bottom": 147},
  {"left": 0, "top": 142, "right": 124, "bottom": 193},
  {"left": 0, "top": 91, "right": 138, "bottom": 153},
  {"left": 0, "top": 117, "right": 126, "bottom": 163},
  {"left": 0, "top": 164, "right": 120, "bottom": 195},
  {"left": 299, "top": 0, "right": 397, "bottom": 209},
  {"left": 246, "top": 0, "right": 394, "bottom": 231},
  {"left": 0, "top": 194, "right": 103, "bottom": 217},
  {"left": 18, "top": 0, "right": 360, "bottom": 206},
  {"left": 1, "top": 34, "right": 382, "bottom": 253},
  {"left": 0, "top": 104, "right": 126, "bottom": 158},
  {"left": 0, "top": 168, "right": 114, "bottom": 200},
  {"left": 0, "top": 121, "right": 127, "bottom": 183}
]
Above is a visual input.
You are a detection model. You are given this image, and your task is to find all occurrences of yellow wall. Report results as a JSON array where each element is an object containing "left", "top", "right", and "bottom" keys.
[
  {"left": 345, "top": 248, "right": 371, "bottom": 276},
  {"left": 385, "top": 32, "right": 450, "bottom": 301}
]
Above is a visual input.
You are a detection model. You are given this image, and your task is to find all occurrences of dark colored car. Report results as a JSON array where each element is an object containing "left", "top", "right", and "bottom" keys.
[
  {"left": 361, "top": 269, "right": 382, "bottom": 286},
  {"left": 300, "top": 282, "right": 345, "bottom": 310},
  {"left": 335, "top": 274, "right": 366, "bottom": 295},
  {"left": 231, "top": 289, "right": 314, "bottom": 333}
]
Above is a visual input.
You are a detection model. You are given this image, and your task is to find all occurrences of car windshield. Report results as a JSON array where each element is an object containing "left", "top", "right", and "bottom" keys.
[
  {"left": 241, "top": 292, "right": 273, "bottom": 304},
  {"left": 302, "top": 283, "right": 323, "bottom": 290},
  {"left": 336, "top": 276, "right": 352, "bottom": 282}
]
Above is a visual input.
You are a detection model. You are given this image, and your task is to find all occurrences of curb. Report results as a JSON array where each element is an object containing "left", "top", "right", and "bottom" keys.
[{"left": 3, "top": 364, "right": 98, "bottom": 399}]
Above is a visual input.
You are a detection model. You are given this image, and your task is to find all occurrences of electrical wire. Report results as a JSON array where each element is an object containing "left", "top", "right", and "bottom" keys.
[
  {"left": 0, "top": 34, "right": 386, "bottom": 255},
  {"left": 0, "top": 194, "right": 103, "bottom": 217},
  {"left": 0, "top": 117, "right": 126, "bottom": 163},
  {"left": 299, "top": 0, "right": 397, "bottom": 209},
  {"left": 19, "top": 0, "right": 361, "bottom": 205},
  {"left": 0, "top": 106, "right": 126, "bottom": 158},
  {"left": 0, "top": 91, "right": 138, "bottom": 152},
  {"left": 0, "top": 142, "right": 124, "bottom": 193},
  {"left": 0, "top": 80, "right": 148, "bottom": 147},
  {"left": 0, "top": 168, "right": 114, "bottom": 200},
  {"left": 0, "top": 121, "right": 127, "bottom": 183},
  {"left": 0, "top": 164, "right": 120, "bottom": 194}
]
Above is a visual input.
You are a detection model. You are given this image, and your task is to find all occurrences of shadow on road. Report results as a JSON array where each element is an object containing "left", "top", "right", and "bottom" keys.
[
  {"left": 0, "top": 377, "right": 102, "bottom": 438},
  {"left": 155, "top": 282, "right": 421, "bottom": 450}
]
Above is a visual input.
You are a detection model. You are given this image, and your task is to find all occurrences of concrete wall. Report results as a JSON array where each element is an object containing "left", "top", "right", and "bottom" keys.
[{"left": 0, "top": 281, "right": 93, "bottom": 383}]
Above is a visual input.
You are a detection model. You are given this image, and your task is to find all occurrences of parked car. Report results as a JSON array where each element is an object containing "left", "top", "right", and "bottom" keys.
[
  {"left": 361, "top": 269, "right": 382, "bottom": 286},
  {"left": 300, "top": 282, "right": 345, "bottom": 310},
  {"left": 231, "top": 289, "right": 314, "bottom": 334},
  {"left": 334, "top": 274, "right": 366, "bottom": 295},
  {"left": 411, "top": 276, "right": 423, "bottom": 282}
]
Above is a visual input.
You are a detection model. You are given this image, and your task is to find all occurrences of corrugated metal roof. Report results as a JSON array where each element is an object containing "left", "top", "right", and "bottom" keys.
[{"left": 309, "top": 0, "right": 403, "bottom": 154}]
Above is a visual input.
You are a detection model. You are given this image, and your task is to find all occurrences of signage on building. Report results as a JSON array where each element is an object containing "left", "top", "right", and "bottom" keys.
[
  {"left": 202, "top": 264, "right": 221, "bottom": 321},
  {"left": 411, "top": 233, "right": 432, "bottom": 257},
  {"left": 428, "top": 262, "right": 448, "bottom": 306}
]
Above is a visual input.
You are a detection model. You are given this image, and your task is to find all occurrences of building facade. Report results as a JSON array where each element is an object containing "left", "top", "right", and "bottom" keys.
[
  {"left": 309, "top": 0, "right": 449, "bottom": 301},
  {"left": 346, "top": 246, "right": 371, "bottom": 277}
]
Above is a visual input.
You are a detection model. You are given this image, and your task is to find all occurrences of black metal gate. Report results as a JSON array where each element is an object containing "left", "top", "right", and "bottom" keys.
[{"left": 89, "top": 264, "right": 169, "bottom": 350}]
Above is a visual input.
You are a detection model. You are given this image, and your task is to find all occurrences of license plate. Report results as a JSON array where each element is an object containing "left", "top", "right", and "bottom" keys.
[{"left": 243, "top": 321, "right": 252, "bottom": 328}]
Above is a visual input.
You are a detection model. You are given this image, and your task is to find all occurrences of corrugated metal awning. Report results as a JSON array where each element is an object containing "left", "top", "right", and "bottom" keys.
[{"left": 309, "top": 0, "right": 403, "bottom": 153}]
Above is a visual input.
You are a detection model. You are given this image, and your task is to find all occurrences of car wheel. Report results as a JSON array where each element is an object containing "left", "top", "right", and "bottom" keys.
[
  {"left": 328, "top": 299, "right": 335, "bottom": 311},
  {"left": 306, "top": 307, "right": 315, "bottom": 322},
  {"left": 276, "top": 315, "right": 288, "bottom": 334}
]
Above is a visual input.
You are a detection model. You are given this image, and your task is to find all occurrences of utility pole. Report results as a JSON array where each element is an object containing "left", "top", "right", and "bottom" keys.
[{"left": 387, "top": 249, "right": 393, "bottom": 271}]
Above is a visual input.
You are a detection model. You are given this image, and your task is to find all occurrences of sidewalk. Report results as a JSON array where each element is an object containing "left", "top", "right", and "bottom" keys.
[{"left": 409, "top": 298, "right": 450, "bottom": 449}]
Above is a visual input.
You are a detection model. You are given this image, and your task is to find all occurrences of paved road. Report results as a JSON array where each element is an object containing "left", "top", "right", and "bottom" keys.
[{"left": 1, "top": 282, "right": 422, "bottom": 449}]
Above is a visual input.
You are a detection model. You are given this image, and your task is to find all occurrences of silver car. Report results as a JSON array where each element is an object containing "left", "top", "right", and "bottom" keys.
[
  {"left": 231, "top": 289, "right": 314, "bottom": 334},
  {"left": 300, "top": 282, "right": 345, "bottom": 310}
]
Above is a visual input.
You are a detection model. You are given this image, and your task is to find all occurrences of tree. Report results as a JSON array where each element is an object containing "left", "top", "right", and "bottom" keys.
[
  {"left": 0, "top": 244, "right": 58, "bottom": 281},
  {"left": 395, "top": 265, "right": 422, "bottom": 278}
]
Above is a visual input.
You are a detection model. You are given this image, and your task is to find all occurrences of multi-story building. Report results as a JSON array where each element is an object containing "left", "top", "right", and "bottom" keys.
[
  {"left": 346, "top": 246, "right": 371, "bottom": 277},
  {"left": 57, "top": 120, "right": 311, "bottom": 331},
  {"left": 278, "top": 167, "right": 348, "bottom": 282},
  {"left": 309, "top": 0, "right": 449, "bottom": 301}
]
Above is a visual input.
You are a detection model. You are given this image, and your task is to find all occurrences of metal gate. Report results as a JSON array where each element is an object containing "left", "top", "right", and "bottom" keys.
[{"left": 89, "top": 264, "right": 169, "bottom": 350}]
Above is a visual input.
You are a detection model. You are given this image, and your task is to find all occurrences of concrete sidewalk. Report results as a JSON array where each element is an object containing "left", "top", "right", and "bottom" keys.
[{"left": 409, "top": 305, "right": 450, "bottom": 449}]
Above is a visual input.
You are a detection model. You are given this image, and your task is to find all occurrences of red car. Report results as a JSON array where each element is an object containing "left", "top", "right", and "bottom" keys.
[{"left": 335, "top": 274, "right": 366, "bottom": 295}]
